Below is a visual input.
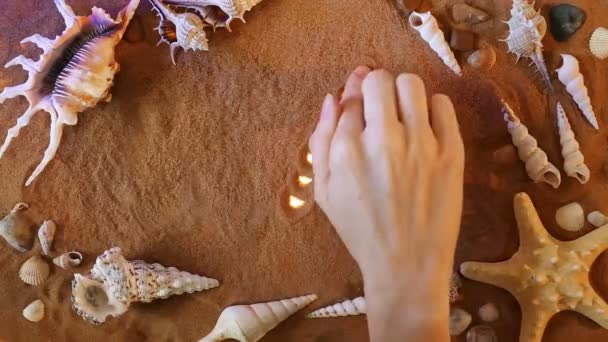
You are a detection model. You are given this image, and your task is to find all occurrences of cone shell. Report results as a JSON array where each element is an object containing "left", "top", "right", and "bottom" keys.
[
  {"left": 308, "top": 297, "right": 366, "bottom": 318},
  {"left": 467, "top": 47, "right": 496, "bottom": 71},
  {"left": 53, "top": 251, "right": 83, "bottom": 269},
  {"left": 38, "top": 220, "right": 56, "bottom": 256},
  {"left": 23, "top": 300, "right": 45, "bottom": 322},
  {"left": 19, "top": 255, "right": 50, "bottom": 286},
  {"left": 590, "top": 27, "right": 608, "bottom": 60},
  {"left": 0, "top": 202, "right": 35, "bottom": 252}
]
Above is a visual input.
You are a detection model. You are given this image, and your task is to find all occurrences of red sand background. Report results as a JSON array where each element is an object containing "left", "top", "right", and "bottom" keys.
[{"left": 0, "top": 0, "right": 607, "bottom": 341}]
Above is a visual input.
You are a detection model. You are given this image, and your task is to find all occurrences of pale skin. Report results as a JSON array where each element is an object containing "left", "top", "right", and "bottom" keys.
[{"left": 309, "top": 66, "right": 465, "bottom": 342}]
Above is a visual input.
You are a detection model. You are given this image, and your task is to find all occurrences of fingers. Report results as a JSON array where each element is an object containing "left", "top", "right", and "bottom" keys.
[
  {"left": 430, "top": 94, "right": 464, "bottom": 163},
  {"left": 309, "top": 94, "right": 340, "bottom": 182},
  {"left": 361, "top": 70, "right": 400, "bottom": 135},
  {"left": 395, "top": 73, "right": 432, "bottom": 138},
  {"left": 334, "top": 66, "right": 371, "bottom": 139}
]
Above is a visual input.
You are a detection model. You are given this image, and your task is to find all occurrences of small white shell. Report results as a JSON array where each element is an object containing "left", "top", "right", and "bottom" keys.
[
  {"left": 450, "top": 307, "right": 472, "bottom": 336},
  {"left": 38, "top": 220, "right": 56, "bottom": 256},
  {"left": 409, "top": 11, "right": 462, "bottom": 75},
  {"left": 556, "top": 54, "right": 598, "bottom": 130},
  {"left": 19, "top": 255, "right": 50, "bottom": 286},
  {"left": 53, "top": 251, "right": 83, "bottom": 269},
  {"left": 588, "top": 211, "right": 608, "bottom": 228},
  {"left": 590, "top": 27, "right": 608, "bottom": 60},
  {"left": 555, "top": 202, "right": 585, "bottom": 232},
  {"left": 23, "top": 300, "right": 45, "bottom": 322},
  {"left": 478, "top": 302, "right": 500, "bottom": 322},
  {"left": 467, "top": 47, "right": 497, "bottom": 71}
]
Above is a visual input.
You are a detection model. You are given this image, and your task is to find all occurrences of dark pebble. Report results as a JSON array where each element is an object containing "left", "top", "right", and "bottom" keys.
[{"left": 549, "top": 4, "right": 586, "bottom": 42}]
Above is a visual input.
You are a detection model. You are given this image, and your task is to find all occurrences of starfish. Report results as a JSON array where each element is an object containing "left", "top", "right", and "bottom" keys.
[{"left": 461, "top": 193, "right": 608, "bottom": 342}]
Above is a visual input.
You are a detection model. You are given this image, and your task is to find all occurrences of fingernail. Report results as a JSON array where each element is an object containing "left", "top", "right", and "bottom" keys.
[{"left": 320, "top": 94, "right": 333, "bottom": 120}]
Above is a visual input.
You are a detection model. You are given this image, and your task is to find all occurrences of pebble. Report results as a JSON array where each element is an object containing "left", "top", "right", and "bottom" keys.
[{"left": 549, "top": 4, "right": 586, "bottom": 41}]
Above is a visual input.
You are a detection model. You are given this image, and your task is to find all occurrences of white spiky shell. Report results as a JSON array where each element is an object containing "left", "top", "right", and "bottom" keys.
[
  {"left": 164, "top": 0, "right": 263, "bottom": 30},
  {"left": 0, "top": 202, "right": 34, "bottom": 252},
  {"left": 556, "top": 54, "right": 599, "bottom": 130},
  {"left": 0, "top": 0, "right": 140, "bottom": 186},
  {"left": 556, "top": 102, "right": 590, "bottom": 184},
  {"left": 502, "top": 101, "right": 561, "bottom": 189},
  {"left": 38, "top": 220, "right": 56, "bottom": 256},
  {"left": 23, "top": 300, "right": 45, "bottom": 322},
  {"left": 200, "top": 294, "right": 317, "bottom": 342},
  {"left": 307, "top": 297, "right": 366, "bottom": 318},
  {"left": 590, "top": 28, "right": 608, "bottom": 60},
  {"left": 408, "top": 11, "right": 462, "bottom": 75},
  {"left": 19, "top": 255, "right": 50, "bottom": 286},
  {"left": 53, "top": 251, "right": 83, "bottom": 269},
  {"left": 71, "top": 247, "right": 220, "bottom": 324}
]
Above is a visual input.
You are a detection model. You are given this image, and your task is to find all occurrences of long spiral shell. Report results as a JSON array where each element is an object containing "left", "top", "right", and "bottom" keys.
[
  {"left": 556, "top": 102, "right": 590, "bottom": 184},
  {"left": 556, "top": 54, "right": 598, "bottom": 130},
  {"left": 409, "top": 11, "right": 462, "bottom": 76},
  {"left": 308, "top": 297, "right": 366, "bottom": 318},
  {"left": 502, "top": 101, "right": 561, "bottom": 189}
]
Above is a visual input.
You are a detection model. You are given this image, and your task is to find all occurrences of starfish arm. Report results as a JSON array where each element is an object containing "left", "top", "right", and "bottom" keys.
[
  {"left": 575, "top": 292, "right": 608, "bottom": 329},
  {"left": 566, "top": 225, "right": 608, "bottom": 262},
  {"left": 460, "top": 260, "right": 519, "bottom": 292},
  {"left": 514, "top": 193, "right": 552, "bottom": 249},
  {"left": 519, "top": 303, "right": 553, "bottom": 342}
]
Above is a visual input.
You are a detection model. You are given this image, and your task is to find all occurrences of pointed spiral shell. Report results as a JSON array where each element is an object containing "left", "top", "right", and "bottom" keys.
[
  {"left": 556, "top": 102, "right": 590, "bottom": 184},
  {"left": 308, "top": 297, "right": 367, "bottom": 318},
  {"left": 175, "top": 13, "right": 209, "bottom": 52},
  {"left": 556, "top": 54, "right": 598, "bottom": 130}
]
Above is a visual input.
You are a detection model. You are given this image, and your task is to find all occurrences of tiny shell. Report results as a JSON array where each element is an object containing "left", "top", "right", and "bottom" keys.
[
  {"left": 38, "top": 220, "right": 56, "bottom": 256},
  {"left": 590, "top": 27, "right": 608, "bottom": 60},
  {"left": 23, "top": 300, "right": 45, "bottom": 322},
  {"left": 467, "top": 47, "right": 496, "bottom": 71},
  {"left": 19, "top": 255, "right": 50, "bottom": 286},
  {"left": 588, "top": 211, "right": 608, "bottom": 227},
  {"left": 555, "top": 202, "right": 585, "bottom": 232},
  {"left": 53, "top": 251, "right": 83, "bottom": 269},
  {"left": 466, "top": 325, "right": 498, "bottom": 342},
  {"left": 449, "top": 307, "right": 472, "bottom": 336},
  {"left": 478, "top": 302, "right": 500, "bottom": 322}
]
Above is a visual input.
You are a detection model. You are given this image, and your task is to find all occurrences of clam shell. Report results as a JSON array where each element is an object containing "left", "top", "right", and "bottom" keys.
[
  {"left": 587, "top": 211, "right": 608, "bottom": 228},
  {"left": 478, "top": 302, "right": 500, "bottom": 322},
  {"left": 23, "top": 300, "right": 45, "bottom": 322},
  {"left": 38, "top": 220, "right": 56, "bottom": 256},
  {"left": 467, "top": 47, "right": 496, "bottom": 71},
  {"left": 19, "top": 255, "right": 50, "bottom": 286},
  {"left": 590, "top": 27, "right": 608, "bottom": 60},
  {"left": 53, "top": 251, "right": 83, "bottom": 269},
  {"left": 555, "top": 202, "right": 585, "bottom": 232}
]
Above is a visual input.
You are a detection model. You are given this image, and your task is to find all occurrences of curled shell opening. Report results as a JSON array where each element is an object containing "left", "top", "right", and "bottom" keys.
[
  {"left": 409, "top": 13, "right": 424, "bottom": 27},
  {"left": 72, "top": 275, "right": 127, "bottom": 325},
  {"left": 540, "top": 168, "right": 561, "bottom": 189}
]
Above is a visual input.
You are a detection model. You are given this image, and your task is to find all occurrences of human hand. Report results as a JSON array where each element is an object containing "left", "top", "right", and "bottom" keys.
[{"left": 309, "top": 66, "right": 464, "bottom": 341}]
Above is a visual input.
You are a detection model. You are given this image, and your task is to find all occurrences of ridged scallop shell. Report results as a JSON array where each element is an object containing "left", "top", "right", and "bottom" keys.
[
  {"left": 164, "top": 0, "right": 263, "bottom": 30},
  {"left": 23, "top": 300, "right": 45, "bottom": 322},
  {"left": 555, "top": 202, "right": 585, "bottom": 232},
  {"left": 556, "top": 102, "right": 590, "bottom": 184},
  {"left": 590, "top": 28, "right": 608, "bottom": 60},
  {"left": 53, "top": 251, "right": 83, "bottom": 269},
  {"left": 38, "top": 220, "right": 56, "bottom": 256},
  {"left": 0, "top": 0, "right": 139, "bottom": 186},
  {"left": 0, "top": 202, "right": 35, "bottom": 252},
  {"left": 467, "top": 47, "right": 497, "bottom": 71},
  {"left": 556, "top": 54, "right": 599, "bottom": 130},
  {"left": 308, "top": 297, "right": 366, "bottom": 318},
  {"left": 19, "top": 255, "right": 50, "bottom": 286}
]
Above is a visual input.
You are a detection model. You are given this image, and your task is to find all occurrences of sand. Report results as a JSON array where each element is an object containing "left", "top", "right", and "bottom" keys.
[{"left": 0, "top": 0, "right": 607, "bottom": 341}]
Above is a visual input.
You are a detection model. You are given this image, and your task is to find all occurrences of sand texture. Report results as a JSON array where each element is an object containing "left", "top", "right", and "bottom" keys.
[{"left": 0, "top": 0, "right": 607, "bottom": 341}]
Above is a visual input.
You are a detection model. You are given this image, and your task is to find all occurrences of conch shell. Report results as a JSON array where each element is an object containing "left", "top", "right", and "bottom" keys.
[
  {"left": 590, "top": 27, "right": 608, "bottom": 60},
  {"left": 308, "top": 297, "right": 366, "bottom": 318},
  {"left": 163, "top": 0, "right": 264, "bottom": 31},
  {"left": 502, "top": 101, "right": 561, "bottom": 189},
  {"left": 0, "top": 0, "right": 140, "bottom": 186},
  {"left": 199, "top": 294, "right": 317, "bottom": 342},
  {"left": 19, "top": 255, "right": 50, "bottom": 286},
  {"left": 71, "top": 247, "right": 219, "bottom": 324},
  {"left": 556, "top": 54, "right": 599, "bottom": 130},
  {"left": 37, "top": 220, "right": 56, "bottom": 256},
  {"left": 149, "top": 0, "right": 209, "bottom": 65},
  {"left": 53, "top": 251, "right": 83, "bottom": 269},
  {"left": 23, "top": 300, "right": 45, "bottom": 323},
  {"left": 556, "top": 102, "right": 590, "bottom": 184},
  {"left": 409, "top": 11, "right": 462, "bottom": 76},
  {"left": 0, "top": 202, "right": 35, "bottom": 252}
]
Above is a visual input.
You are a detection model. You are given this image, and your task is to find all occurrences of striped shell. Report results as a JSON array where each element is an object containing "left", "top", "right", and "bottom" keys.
[
  {"left": 19, "top": 255, "right": 50, "bottom": 286},
  {"left": 590, "top": 27, "right": 608, "bottom": 60},
  {"left": 308, "top": 297, "right": 366, "bottom": 318},
  {"left": 37, "top": 220, "right": 56, "bottom": 256},
  {"left": 53, "top": 251, "right": 83, "bottom": 269},
  {"left": 23, "top": 300, "right": 45, "bottom": 322}
]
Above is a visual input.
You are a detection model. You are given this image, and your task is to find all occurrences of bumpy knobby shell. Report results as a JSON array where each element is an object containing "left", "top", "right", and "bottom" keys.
[
  {"left": 19, "top": 255, "right": 50, "bottom": 286},
  {"left": 467, "top": 46, "right": 496, "bottom": 71},
  {"left": 502, "top": 101, "right": 561, "bottom": 189},
  {"left": 307, "top": 297, "right": 366, "bottom": 318},
  {"left": 466, "top": 325, "right": 498, "bottom": 342},
  {"left": 590, "top": 28, "right": 608, "bottom": 60},
  {"left": 71, "top": 247, "right": 220, "bottom": 324},
  {"left": 588, "top": 211, "right": 608, "bottom": 228},
  {"left": 556, "top": 102, "right": 590, "bottom": 184},
  {"left": 555, "top": 202, "right": 585, "bottom": 232},
  {"left": 200, "top": 294, "right": 317, "bottom": 342},
  {"left": 0, "top": 203, "right": 35, "bottom": 252},
  {"left": 0, "top": 0, "right": 139, "bottom": 186},
  {"left": 478, "top": 302, "right": 500, "bottom": 322},
  {"left": 409, "top": 11, "right": 462, "bottom": 75},
  {"left": 23, "top": 300, "right": 45, "bottom": 322},
  {"left": 53, "top": 251, "right": 83, "bottom": 269},
  {"left": 164, "top": 0, "right": 263, "bottom": 30},
  {"left": 38, "top": 220, "right": 56, "bottom": 256},
  {"left": 450, "top": 307, "right": 472, "bottom": 336},
  {"left": 557, "top": 54, "right": 599, "bottom": 130},
  {"left": 149, "top": 0, "right": 209, "bottom": 65}
]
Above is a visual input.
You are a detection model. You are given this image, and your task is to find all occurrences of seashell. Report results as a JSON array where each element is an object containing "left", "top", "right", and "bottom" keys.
[
  {"left": 199, "top": 294, "right": 317, "bottom": 342},
  {"left": 449, "top": 307, "right": 472, "bottom": 336},
  {"left": 163, "top": 0, "right": 263, "bottom": 31},
  {"left": 19, "top": 255, "right": 50, "bottom": 286},
  {"left": 409, "top": 11, "right": 462, "bottom": 76},
  {"left": 0, "top": 0, "right": 140, "bottom": 186},
  {"left": 149, "top": 0, "right": 209, "bottom": 65},
  {"left": 502, "top": 101, "right": 561, "bottom": 189},
  {"left": 549, "top": 4, "right": 586, "bottom": 42},
  {"left": 53, "top": 251, "right": 83, "bottom": 269},
  {"left": 451, "top": 3, "right": 490, "bottom": 24},
  {"left": 466, "top": 325, "right": 498, "bottom": 342},
  {"left": 71, "top": 247, "right": 220, "bottom": 324},
  {"left": 590, "top": 28, "right": 608, "bottom": 60},
  {"left": 555, "top": 202, "right": 585, "bottom": 232},
  {"left": 0, "top": 202, "right": 35, "bottom": 252},
  {"left": 556, "top": 54, "right": 599, "bottom": 130},
  {"left": 23, "top": 300, "right": 45, "bottom": 322},
  {"left": 38, "top": 220, "right": 56, "bottom": 256},
  {"left": 449, "top": 272, "right": 462, "bottom": 303},
  {"left": 588, "top": 211, "right": 608, "bottom": 227},
  {"left": 556, "top": 102, "right": 590, "bottom": 184},
  {"left": 307, "top": 297, "right": 366, "bottom": 318},
  {"left": 502, "top": 0, "right": 552, "bottom": 89},
  {"left": 467, "top": 47, "right": 497, "bottom": 71},
  {"left": 478, "top": 302, "right": 500, "bottom": 322}
]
